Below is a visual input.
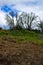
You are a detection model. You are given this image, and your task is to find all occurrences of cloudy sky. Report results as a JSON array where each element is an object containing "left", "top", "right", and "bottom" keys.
[
  {"left": 0, "top": 0, "right": 43, "bottom": 19},
  {"left": 0, "top": 0, "right": 43, "bottom": 29}
]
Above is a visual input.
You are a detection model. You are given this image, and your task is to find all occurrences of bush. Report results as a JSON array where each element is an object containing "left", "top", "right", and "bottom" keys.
[
  {"left": 15, "top": 25, "right": 22, "bottom": 30},
  {"left": 0, "top": 27, "right": 2, "bottom": 30}
]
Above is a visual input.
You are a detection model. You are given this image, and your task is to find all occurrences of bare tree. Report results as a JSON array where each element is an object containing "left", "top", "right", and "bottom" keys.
[
  {"left": 16, "top": 12, "right": 19, "bottom": 28},
  {"left": 18, "top": 12, "right": 28, "bottom": 29},
  {"left": 6, "top": 12, "right": 14, "bottom": 29},
  {"left": 16, "top": 16, "right": 23, "bottom": 29},
  {"left": 37, "top": 20, "right": 43, "bottom": 32},
  {"left": 27, "top": 12, "right": 38, "bottom": 30}
]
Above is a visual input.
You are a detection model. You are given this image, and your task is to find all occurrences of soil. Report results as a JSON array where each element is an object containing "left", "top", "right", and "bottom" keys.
[{"left": 0, "top": 36, "right": 43, "bottom": 65}]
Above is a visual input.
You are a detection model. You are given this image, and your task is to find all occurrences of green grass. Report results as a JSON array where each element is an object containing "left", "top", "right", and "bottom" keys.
[{"left": 0, "top": 29, "right": 43, "bottom": 45}]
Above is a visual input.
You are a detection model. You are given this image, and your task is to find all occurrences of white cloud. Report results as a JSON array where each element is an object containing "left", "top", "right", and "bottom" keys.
[{"left": 0, "top": 11, "right": 6, "bottom": 25}]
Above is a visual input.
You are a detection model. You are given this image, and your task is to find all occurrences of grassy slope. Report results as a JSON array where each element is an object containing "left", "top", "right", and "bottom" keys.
[
  {"left": 0, "top": 29, "right": 43, "bottom": 65},
  {"left": 0, "top": 29, "right": 43, "bottom": 44}
]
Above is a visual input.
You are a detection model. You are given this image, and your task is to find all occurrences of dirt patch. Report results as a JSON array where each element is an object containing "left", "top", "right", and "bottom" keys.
[{"left": 0, "top": 37, "right": 43, "bottom": 65}]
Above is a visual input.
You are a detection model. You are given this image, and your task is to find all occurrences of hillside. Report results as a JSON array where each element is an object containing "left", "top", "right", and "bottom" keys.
[{"left": 0, "top": 30, "right": 43, "bottom": 65}]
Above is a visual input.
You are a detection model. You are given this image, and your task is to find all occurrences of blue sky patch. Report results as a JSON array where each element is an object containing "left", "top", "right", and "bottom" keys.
[
  {"left": 1, "top": 5, "right": 12, "bottom": 12},
  {"left": 1, "top": 5, "right": 20, "bottom": 17}
]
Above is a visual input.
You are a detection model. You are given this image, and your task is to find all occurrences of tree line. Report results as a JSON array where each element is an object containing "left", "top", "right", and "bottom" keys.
[{"left": 5, "top": 11, "right": 43, "bottom": 33}]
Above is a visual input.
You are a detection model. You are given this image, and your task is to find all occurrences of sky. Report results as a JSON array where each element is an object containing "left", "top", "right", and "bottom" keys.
[
  {"left": 0, "top": 0, "right": 43, "bottom": 29},
  {"left": 0, "top": 0, "right": 43, "bottom": 19}
]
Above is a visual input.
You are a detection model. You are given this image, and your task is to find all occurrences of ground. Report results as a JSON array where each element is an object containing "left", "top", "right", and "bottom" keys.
[{"left": 0, "top": 30, "right": 43, "bottom": 65}]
